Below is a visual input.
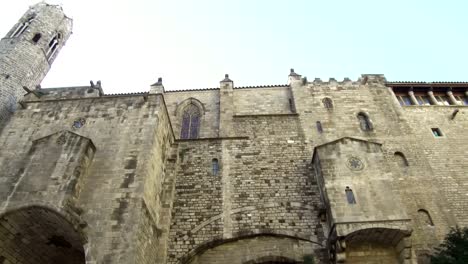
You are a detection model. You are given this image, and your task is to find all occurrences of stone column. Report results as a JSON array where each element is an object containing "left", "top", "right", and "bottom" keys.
[
  {"left": 427, "top": 88, "right": 439, "bottom": 105},
  {"left": 288, "top": 69, "right": 302, "bottom": 114},
  {"left": 446, "top": 88, "right": 459, "bottom": 105},
  {"left": 408, "top": 88, "right": 418, "bottom": 105},
  {"left": 387, "top": 87, "right": 404, "bottom": 117}
]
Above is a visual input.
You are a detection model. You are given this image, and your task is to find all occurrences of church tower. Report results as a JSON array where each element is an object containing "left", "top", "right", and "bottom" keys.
[{"left": 0, "top": 3, "right": 72, "bottom": 122}]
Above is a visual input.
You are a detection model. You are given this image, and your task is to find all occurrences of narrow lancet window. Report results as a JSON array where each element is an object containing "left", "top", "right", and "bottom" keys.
[
  {"left": 345, "top": 186, "right": 356, "bottom": 204},
  {"left": 46, "top": 33, "right": 62, "bottom": 60},
  {"left": 357, "top": 113, "right": 373, "bottom": 131},
  {"left": 212, "top": 159, "right": 219, "bottom": 176},
  {"left": 180, "top": 104, "right": 201, "bottom": 139},
  {"left": 316, "top": 121, "right": 323, "bottom": 133}
]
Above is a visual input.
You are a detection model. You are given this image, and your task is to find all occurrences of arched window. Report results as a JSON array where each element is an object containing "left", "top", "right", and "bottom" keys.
[
  {"left": 418, "top": 209, "right": 434, "bottom": 226},
  {"left": 46, "top": 33, "right": 62, "bottom": 60},
  {"left": 212, "top": 159, "right": 219, "bottom": 176},
  {"left": 10, "top": 14, "right": 35, "bottom": 38},
  {"left": 394, "top": 152, "right": 409, "bottom": 167},
  {"left": 322, "top": 97, "right": 333, "bottom": 110},
  {"left": 180, "top": 104, "right": 201, "bottom": 139},
  {"left": 357, "top": 112, "right": 373, "bottom": 131},
  {"left": 345, "top": 186, "right": 356, "bottom": 204}
]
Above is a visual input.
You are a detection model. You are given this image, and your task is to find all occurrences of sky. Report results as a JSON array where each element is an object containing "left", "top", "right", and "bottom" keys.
[{"left": 0, "top": 0, "right": 467, "bottom": 94}]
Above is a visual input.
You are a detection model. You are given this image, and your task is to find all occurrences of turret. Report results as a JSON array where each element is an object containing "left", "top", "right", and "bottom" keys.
[{"left": 0, "top": 3, "right": 72, "bottom": 122}]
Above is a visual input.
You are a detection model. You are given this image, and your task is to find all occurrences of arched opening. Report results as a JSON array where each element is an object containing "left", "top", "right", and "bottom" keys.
[
  {"left": 344, "top": 228, "right": 408, "bottom": 264},
  {"left": 394, "top": 151, "right": 409, "bottom": 167},
  {"left": 418, "top": 209, "right": 434, "bottom": 226},
  {"left": 185, "top": 235, "right": 317, "bottom": 264},
  {"left": 0, "top": 206, "right": 86, "bottom": 264},
  {"left": 322, "top": 97, "right": 334, "bottom": 110},
  {"left": 357, "top": 112, "right": 373, "bottom": 131},
  {"left": 46, "top": 33, "right": 62, "bottom": 60}
]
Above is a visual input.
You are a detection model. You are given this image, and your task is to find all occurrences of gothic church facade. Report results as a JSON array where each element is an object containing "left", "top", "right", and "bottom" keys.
[{"left": 0, "top": 3, "right": 467, "bottom": 264}]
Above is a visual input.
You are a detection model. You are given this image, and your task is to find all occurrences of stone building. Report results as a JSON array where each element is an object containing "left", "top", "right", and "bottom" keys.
[{"left": 0, "top": 3, "right": 467, "bottom": 264}]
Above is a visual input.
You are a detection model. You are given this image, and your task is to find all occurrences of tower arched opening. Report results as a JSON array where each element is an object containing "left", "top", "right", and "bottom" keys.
[{"left": 0, "top": 206, "right": 86, "bottom": 264}]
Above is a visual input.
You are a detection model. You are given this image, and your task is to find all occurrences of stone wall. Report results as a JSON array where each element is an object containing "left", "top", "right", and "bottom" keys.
[
  {"left": 233, "top": 86, "right": 292, "bottom": 115},
  {"left": 167, "top": 114, "right": 325, "bottom": 263},
  {"left": 162, "top": 75, "right": 467, "bottom": 262},
  {"left": 0, "top": 91, "right": 172, "bottom": 263},
  {"left": 0, "top": 68, "right": 466, "bottom": 263}
]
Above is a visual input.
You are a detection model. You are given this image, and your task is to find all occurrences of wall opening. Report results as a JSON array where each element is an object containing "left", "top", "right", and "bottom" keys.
[
  {"left": 46, "top": 33, "right": 62, "bottom": 60},
  {"left": 394, "top": 152, "right": 409, "bottom": 167},
  {"left": 345, "top": 186, "right": 356, "bottom": 204},
  {"left": 212, "top": 158, "right": 219, "bottom": 176},
  {"left": 185, "top": 235, "right": 317, "bottom": 264},
  {"left": 322, "top": 97, "right": 333, "bottom": 110},
  {"left": 32, "top": 33, "right": 42, "bottom": 43},
  {"left": 431, "top": 128, "right": 443, "bottom": 137},
  {"left": 418, "top": 209, "right": 434, "bottom": 226},
  {"left": 0, "top": 206, "right": 86, "bottom": 264},
  {"left": 316, "top": 121, "right": 323, "bottom": 133},
  {"left": 357, "top": 113, "right": 373, "bottom": 131}
]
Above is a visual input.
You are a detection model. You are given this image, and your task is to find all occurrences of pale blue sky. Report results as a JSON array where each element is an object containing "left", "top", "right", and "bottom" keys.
[{"left": 1, "top": 0, "right": 467, "bottom": 93}]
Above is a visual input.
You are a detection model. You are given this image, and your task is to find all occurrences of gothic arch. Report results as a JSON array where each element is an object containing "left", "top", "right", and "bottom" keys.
[
  {"left": 176, "top": 98, "right": 205, "bottom": 139},
  {"left": 175, "top": 97, "right": 206, "bottom": 117},
  {"left": 337, "top": 227, "right": 411, "bottom": 264},
  {"left": 0, "top": 204, "right": 88, "bottom": 264},
  {"left": 182, "top": 233, "right": 320, "bottom": 264}
]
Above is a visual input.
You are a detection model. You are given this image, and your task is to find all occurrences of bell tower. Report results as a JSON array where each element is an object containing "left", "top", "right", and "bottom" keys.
[{"left": 0, "top": 3, "right": 72, "bottom": 122}]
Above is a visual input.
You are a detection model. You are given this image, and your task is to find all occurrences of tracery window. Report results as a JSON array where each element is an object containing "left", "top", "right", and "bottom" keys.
[
  {"left": 357, "top": 112, "right": 373, "bottom": 131},
  {"left": 322, "top": 97, "right": 333, "bottom": 109},
  {"left": 180, "top": 104, "right": 201, "bottom": 139}
]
